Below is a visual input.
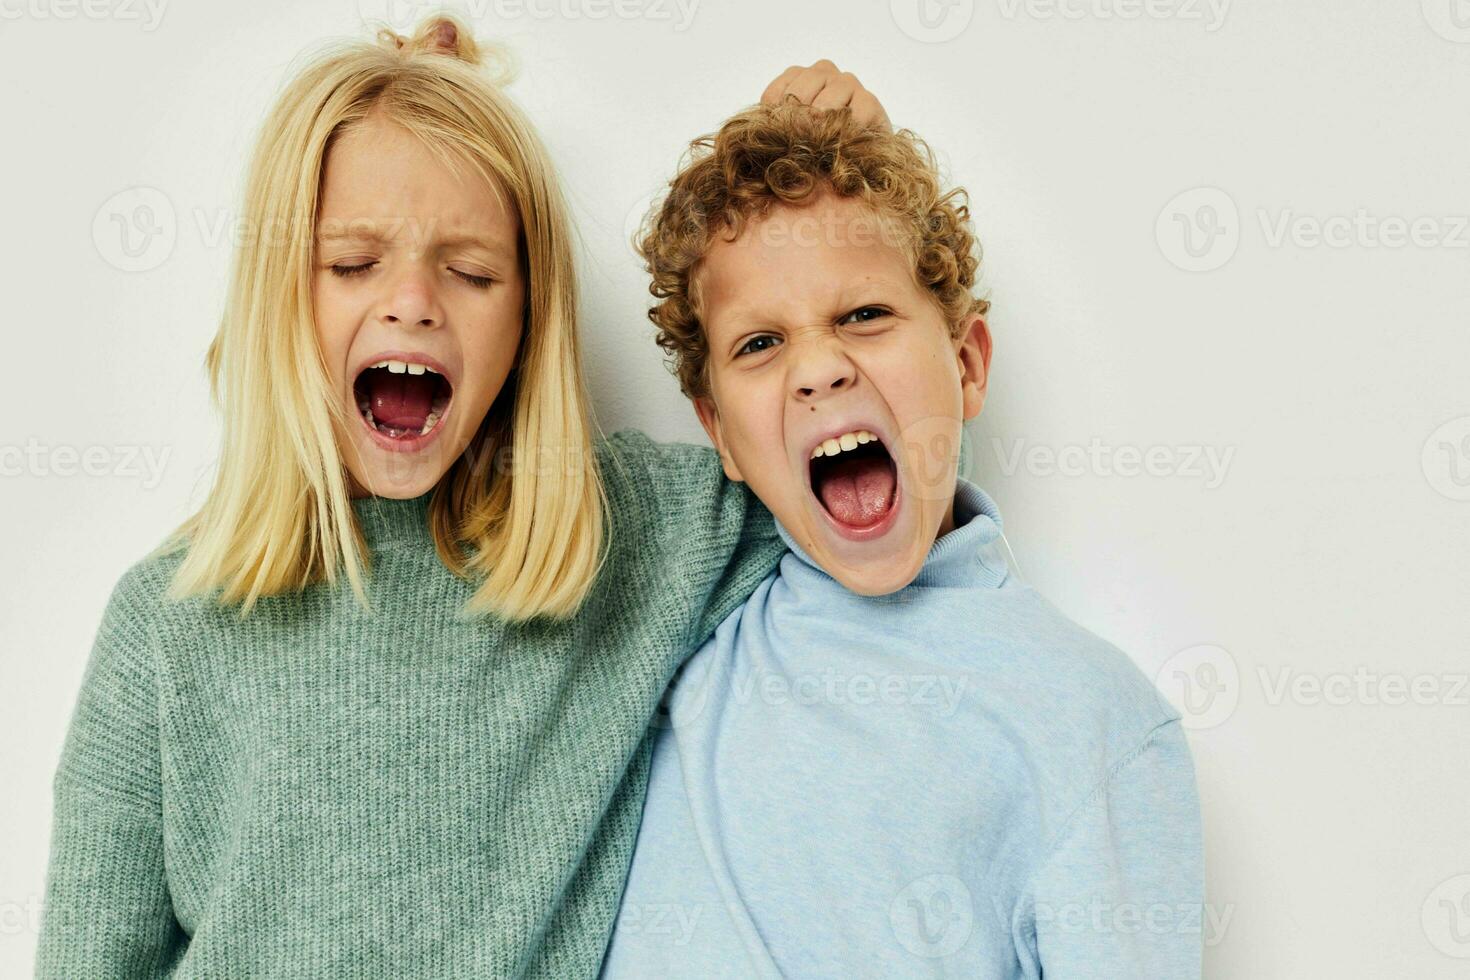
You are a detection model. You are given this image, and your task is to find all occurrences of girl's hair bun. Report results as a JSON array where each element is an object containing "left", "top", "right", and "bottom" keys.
[{"left": 375, "top": 14, "right": 516, "bottom": 85}]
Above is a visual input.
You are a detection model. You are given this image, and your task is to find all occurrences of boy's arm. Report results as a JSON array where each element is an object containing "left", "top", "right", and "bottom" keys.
[
  {"left": 1021, "top": 720, "right": 1205, "bottom": 979},
  {"left": 37, "top": 572, "right": 185, "bottom": 978}
]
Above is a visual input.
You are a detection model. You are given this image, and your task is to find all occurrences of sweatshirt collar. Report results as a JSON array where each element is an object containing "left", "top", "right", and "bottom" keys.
[
  {"left": 775, "top": 478, "right": 1010, "bottom": 590},
  {"left": 352, "top": 492, "right": 433, "bottom": 548}
]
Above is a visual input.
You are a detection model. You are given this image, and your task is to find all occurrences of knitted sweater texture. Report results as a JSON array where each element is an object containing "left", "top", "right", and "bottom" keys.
[{"left": 37, "top": 431, "right": 782, "bottom": 979}]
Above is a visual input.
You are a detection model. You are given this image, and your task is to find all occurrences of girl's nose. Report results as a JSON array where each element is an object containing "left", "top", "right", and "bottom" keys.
[{"left": 379, "top": 268, "right": 443, "bottom": 329}]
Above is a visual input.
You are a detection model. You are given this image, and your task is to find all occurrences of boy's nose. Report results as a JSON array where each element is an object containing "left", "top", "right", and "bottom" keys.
[{"left": 790, "top": 342, "right": 856, "bottom": 403}]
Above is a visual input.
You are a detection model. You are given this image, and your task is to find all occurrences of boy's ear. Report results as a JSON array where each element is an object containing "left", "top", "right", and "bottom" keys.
[
  {"left": 955, "top": 314, "right": 993, "bottom": 421},
  {"left": 693, "top": 395, "right": 745, "bottom": 483}
]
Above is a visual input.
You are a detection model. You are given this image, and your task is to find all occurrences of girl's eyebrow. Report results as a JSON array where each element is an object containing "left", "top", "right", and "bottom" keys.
[{"left": 314, "top": 225, "right": 513, "bottom": 258}]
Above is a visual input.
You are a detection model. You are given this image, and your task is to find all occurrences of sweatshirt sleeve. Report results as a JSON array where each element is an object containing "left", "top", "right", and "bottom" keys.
[
  {"left": 37, "top": 569, "right": 185, "bottom": 978},
  {"left": 598, "top": 429, "right": 783, "bottom": 646},
  {"left": 1020, "top": 720, "right": 1204, "bottom": 980}
]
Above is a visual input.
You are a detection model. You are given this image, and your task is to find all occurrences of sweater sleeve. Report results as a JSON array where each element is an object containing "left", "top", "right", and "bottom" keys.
[
  {"left": 598, "top": 429, "right": 783, "bottom": 646},
  {"left": 37, "top": 569, "right": 185, "bottom": 978},
  {"left": 1020, "top": 720, "right": 1204, "bottom": 980}
]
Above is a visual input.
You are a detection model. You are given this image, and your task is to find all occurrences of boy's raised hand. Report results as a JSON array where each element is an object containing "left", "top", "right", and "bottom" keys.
[{"left": 760, "top": 60, "right": 891, "bottom": 131}]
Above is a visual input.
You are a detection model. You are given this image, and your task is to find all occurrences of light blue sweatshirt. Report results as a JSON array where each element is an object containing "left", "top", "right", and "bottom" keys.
[{"left": 601, "top": 479, "right": 1203, "bottom": 979}]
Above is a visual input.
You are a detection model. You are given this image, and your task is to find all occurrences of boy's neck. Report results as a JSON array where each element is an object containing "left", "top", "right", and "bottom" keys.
[{"left": 936, "top": 494, "right": 959, "bottom": 539}]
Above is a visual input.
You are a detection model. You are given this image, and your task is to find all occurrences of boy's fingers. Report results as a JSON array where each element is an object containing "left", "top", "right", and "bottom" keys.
[{"left": 760, "top": 65, "right": 804, "bottom": 105}]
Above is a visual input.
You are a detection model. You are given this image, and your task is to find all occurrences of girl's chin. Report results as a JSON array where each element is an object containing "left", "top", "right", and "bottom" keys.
[{"left": 347, "top": 442, "right": 452, "bottom": 499}]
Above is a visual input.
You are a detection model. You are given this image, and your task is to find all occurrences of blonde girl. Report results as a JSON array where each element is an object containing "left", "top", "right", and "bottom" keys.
[{"left": 37, "top": 15, "right": 883, "bottom": 979}]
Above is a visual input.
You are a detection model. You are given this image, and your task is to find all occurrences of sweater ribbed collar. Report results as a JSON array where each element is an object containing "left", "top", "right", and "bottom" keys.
[
  {"left": 774, "top": 478, "right": 1009, "bottom": 591},
  {"left": 351, "top": 492, "right": 433, "bottom": 548}
]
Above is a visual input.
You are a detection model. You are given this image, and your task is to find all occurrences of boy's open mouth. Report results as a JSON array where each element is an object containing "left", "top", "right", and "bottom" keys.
[
  {"left": 353, "top": 359, "right": 453, "bottom": 441},
  {"left": 809, "top": 429, "right": 898, "bottom": 530}
]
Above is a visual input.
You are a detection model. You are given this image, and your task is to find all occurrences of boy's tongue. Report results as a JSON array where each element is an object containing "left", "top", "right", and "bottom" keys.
[
  {"left": 368, "top": 372, "right": 434, "bottom": 430},
  {"left": 817, "top": 455, "right": 895, "bottom": 528}
]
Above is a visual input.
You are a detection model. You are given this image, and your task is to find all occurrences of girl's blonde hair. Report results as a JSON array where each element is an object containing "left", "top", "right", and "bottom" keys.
[{"left": 169, "top": 14, "right": 605, "bottom": 621}]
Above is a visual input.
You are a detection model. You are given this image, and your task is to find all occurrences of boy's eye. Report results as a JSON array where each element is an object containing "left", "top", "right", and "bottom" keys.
[
  {"left": 839, "top": 306, "right": 891, "bottom": 325},
  {"left": 329, "top": 261, "right": 377, "bottom": 278},
  {"left": 736, "top": 335, "right": 782, "bottom": 357}
]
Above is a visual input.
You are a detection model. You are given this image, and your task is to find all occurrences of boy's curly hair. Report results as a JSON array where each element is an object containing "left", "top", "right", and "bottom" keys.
[{"left": 636, "top": 102, "right": 988, "bottom": 399}]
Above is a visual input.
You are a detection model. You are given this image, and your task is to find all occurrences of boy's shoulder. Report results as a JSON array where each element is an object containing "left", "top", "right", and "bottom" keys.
[{"left": 948, "top": 580, "right": 1182, "bottom": 771}]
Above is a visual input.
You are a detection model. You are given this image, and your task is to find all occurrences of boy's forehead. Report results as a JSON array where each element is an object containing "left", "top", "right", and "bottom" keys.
[
  {"left": 728, "top": 194, "right": 903, "bottom": 251},
  {"left": 698, "top": 197, "right": 915, "bottom": 329}
]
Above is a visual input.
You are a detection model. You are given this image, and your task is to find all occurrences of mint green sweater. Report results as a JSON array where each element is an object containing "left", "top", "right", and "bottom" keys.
[{"left": 37, "top": 431, "right": 783, "bottom": 979}]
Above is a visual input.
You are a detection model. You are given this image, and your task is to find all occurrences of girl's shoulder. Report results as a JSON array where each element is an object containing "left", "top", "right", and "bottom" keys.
[
  {"left": 96, "top": 539, "right": 219, "bottom": 639},
  {"left": 595, "top": 428, "right": 721, "bottom": 478},
  {"left": 594, "top": 428, "right": 728, "bottom": 522}
]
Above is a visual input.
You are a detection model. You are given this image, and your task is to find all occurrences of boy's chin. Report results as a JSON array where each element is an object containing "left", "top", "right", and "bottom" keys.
[
  {"left": 805, "top": 519, "right": 931, "bottom": 596},
  {"left": 798, "top": 490, "right": 955, "bottom": 596},
  {"left": 824, "top": 556, "right": 927, "bottom": 596}
]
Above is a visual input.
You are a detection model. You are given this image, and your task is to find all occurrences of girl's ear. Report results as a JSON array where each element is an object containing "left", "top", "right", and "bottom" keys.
[
  {"left": 955, "top": 315, "right": 993, "bottom": 421},
  {"left": 693, "top": 395, "right": 745, "bottom": 483}
]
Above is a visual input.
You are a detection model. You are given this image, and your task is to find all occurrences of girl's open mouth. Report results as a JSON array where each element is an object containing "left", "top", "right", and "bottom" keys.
[
  {"left": 353, "top": 359, "right": 453, "bottom": 443},
  {"left": 808, "top": 429, "right": 899, "bottom": 534}
]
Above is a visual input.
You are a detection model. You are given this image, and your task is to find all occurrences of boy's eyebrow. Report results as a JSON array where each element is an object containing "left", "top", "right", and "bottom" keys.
[{"left": 710, "top": 277, "right": 912, "bottom": 331}]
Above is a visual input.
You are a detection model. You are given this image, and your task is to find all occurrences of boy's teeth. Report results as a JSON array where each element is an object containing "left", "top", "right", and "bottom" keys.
[
  {"left": 407, "top": 363, "right": 426, "bottom": 376},
  {"left": 810, "top": 429, "right": 880, "bottom": 459},
  {"left": 387, "top": 360, "right": 407, "bottom": 374}
]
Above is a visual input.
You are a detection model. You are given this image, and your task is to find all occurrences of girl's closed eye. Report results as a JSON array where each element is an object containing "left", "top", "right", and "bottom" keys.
[
  {"left": 330, "top": 260, "right": 377, "bottom": 278},
  {"left": 328, "top": 262, "right": 494, "bottom": 288},
  {"left": 451, "top": 268, "right": 495, "bottom": 288}
]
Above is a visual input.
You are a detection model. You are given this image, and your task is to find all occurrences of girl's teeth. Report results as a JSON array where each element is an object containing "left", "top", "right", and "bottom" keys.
[
  {"left": 369, "top": 359, "right": 441, "bottom": 375},
  {"left": 419, "top": 412, "right": 440, "bottom": 436},
  {"left": 839, "top": 432, "right": 858, "bottom": 452},
  {"left": 822, "top": 438, "right": 841, "bottom": 456}
]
